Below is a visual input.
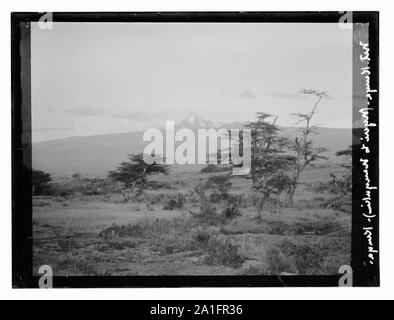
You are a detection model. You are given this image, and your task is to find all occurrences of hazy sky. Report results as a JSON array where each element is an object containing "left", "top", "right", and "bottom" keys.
[{"left": 31, "top": 22, "right": 352, "bottom": 142}]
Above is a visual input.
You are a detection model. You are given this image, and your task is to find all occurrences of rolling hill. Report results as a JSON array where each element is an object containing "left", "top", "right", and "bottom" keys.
[{"left": 32, "top": 121, "right": 352, "bottom": 177}]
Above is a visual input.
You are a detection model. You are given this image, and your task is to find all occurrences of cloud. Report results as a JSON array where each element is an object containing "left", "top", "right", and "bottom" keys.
[
  {"left": 65, "top": 107, "right": 159, "bottom": 121},
  {"left": 108, "top": 110, "right": 157, "bottom": 121},
  {"left": 237, "top": 90, "right": 258, "bottom": 99},
  {"left": 236, "top": 90, "right": 304, "bottom": 100},
  {"left": 263, "top": 90, "right": 334, "bottom": 100},
  {"left": 266, "top": 91, "right": 302, "bottom": 99},
  {"left": 65, "top": 107, "right": 106, "bottom": 116},
  {"left": 34, "top": 126, "right": 74, "bottom": 132}
]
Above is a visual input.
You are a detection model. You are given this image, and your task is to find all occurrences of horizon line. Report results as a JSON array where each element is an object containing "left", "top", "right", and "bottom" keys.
[{"left": 32, "top": 124, "right": 354, "bottom": 144}]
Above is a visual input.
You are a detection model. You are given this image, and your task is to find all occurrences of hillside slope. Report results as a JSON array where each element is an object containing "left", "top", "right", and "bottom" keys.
[{"left": 33, "top": 125, "right": 352, "bottom": 177}]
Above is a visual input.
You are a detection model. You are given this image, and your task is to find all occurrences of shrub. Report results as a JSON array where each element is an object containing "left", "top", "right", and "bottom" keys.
[
  {"left": 99, "top": 223, "right": 146, "bottom": 239},
  {"left": 296, "top": 218, "right": 342, "bottom": 236},
  {"left": 265, "top": 234, "right": 351, "bottom": 275},
  {"left": 189, "top": 202, "right": 226, "bottom": 225},
  {"left": 239, "top": 260, "right": 269, "bottom": 275},
  {"left": 190, "top": 227, "right": 244, "bottom": 267},
  {"left": 33, "top": 199, "right": 51, "bottom": 207},
  {"left": 98, "top": 218, "right": 197, "bottom": 256},
  {"left": 163, "top": 193, "right": 185, "bottom": 210},
  {"left": 228, "top": 194, "right": 248, "bottom": 209},
  {"left": 201, "top": 164, "right": 231, "bottom": 173},
  {"left": 98, "top": 217, "right": 196, "bottom": 241},
  {"left": 72, "top": 173, "right": 81, "bottom": 180},
  {"left": 32, "top": 169, "right": 52, "bottom": 195},
  {"left": 55, "top": 254, "right": 97, "bottom": 275},
  {"left": 266, "top": 238, "right": 325, "bottom": 274},
  {"left": 190, "top": 226, "right": 219, "bottom": 248},
  {"left": 265, "top": 245, "right": 298, "bottom": 274},
  {"left": 294, "top": 199, "right": 317, "bottom": 210},
  {"left": 205, "top": 175, "right": 232, "bottom": 198},
  {"left": 259, "top": 217, "right": 341, "bottom": 236},
  {"left": 98, "top": 217, "right": 245, "bottom": 268},
  {"left": 190, "top": 184, "right": 242, "bottom": 225},
  {"left": 221, "top": 205, "right": 242, "bottom": 220},
  {"left": 146, "top": 180, "right": 173, "bottom": 190},
  {"left": 157, "top": 233, "right": 192, "bottom": 254},
  {"left": 46, "top": 183, "right": 75, "bottom": 197},
  {"left": 205, "top": 235, "right": 245, "bottom": 267},
  {"left": 81, "top": 179, "right": 122, "bottom": 196},
  {"left": 189, "top": 185, "right": 222, "bottom": 224},
  {"left": 253, "top": 193, "right": 281, "bottom": 218}
]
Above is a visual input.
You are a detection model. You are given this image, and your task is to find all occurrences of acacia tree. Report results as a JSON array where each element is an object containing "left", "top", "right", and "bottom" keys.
[
  {"left": 286, "top": 89, "right": 329, "bottom": 206},
  {"left": 108, "top": 153, "right": 168, "bottom": 193},
  {"left": 315, "top": 146, "right": 352, "bottom": 211},
  {"left": 32, "top": 169, "right": 52, "bottom": 195},
  {"left": 72, "top": 173, "right": 81, "bottom": 180},
  {"left": 245, "top": 113, "right": 294, "bottom": 209}
]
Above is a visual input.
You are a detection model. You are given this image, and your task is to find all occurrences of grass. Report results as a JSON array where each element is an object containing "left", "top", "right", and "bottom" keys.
[
  {"left": 32, "top": 164, "right": 351, "bottom": 276},
  {"left": 266, "top": 230, "right": 351, "bottom": 275},
  {"left": 222, "top": 215, "right": 342, "bottom": 237},
  {"left": 97, "top": 217, "right": 245, "bottom": 267},
  {"left": 200, "top": 164, "right": 232, "bottom": 173},
  {"left": 190, "top": 227, "right": 245, "bottom": 267},
  {"left": 98, "top": 217, "right": 196, "bottom": 240},
  {"left": 33, "top": 204, "right": 350, "bottom": 275},
  {"left": 263, "top": 217, "right": 342, "bottom": 236}
]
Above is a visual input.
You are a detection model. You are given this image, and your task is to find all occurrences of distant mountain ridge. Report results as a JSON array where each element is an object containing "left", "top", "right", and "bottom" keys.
[
  {"left": 33, "top": 119, "right": 352, "bottom": 177},
  {"left": 177, "top": 113, "right": 216, "bottom": 129}
]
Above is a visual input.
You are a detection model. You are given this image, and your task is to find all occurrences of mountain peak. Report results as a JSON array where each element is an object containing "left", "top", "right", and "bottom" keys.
[{"left": 178, "top": 113, "right": 216, "bottom": 129}]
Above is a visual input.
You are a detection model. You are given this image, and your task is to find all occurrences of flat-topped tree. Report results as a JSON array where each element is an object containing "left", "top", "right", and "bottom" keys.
[
  {"left": 287, "top": 89, "right": 329, "bottom": 207},
  {"left": 108, "top": 153, "right": 168, "bottom": 193}
]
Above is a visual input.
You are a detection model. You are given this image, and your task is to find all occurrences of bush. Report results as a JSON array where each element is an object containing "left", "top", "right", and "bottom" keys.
[
  {"left": 239, "top": 260, "right": 269, "bottom": 275},
  {"left": 205, "top": 175, "right": 232, "bottom": 195},
  {"left": 190, "top": 184, "right": 242, "bottom": 225},
  {"left": 266, "top": 233, "right": 351, "bottom": 275},
  {"left": 189, "top": 202, "right": 226, "bottom": 225},
  {"left": 32, "top": 169, "right": 52, "bottom": 195},
  {"left": 157, "top": 233, "right": 192, "bottom": 254},
  {"left": 258, "top": 217, "right": 341, "bottom": 236},
  {"left": 221, "top": 205, "right": 242, "bottom": 219},
  {"left": 163, "top": 193, "right": 185, "bottom": 210},
  {"left": 189, "top": 185, "right": 222, "bottom": 224},
  {"left": 190, "top": 226, "right": 219, "bottom": 248},
  {"left": 253, "top": 193, "right": 281, "bottom": 218},
  {"left": 228, "top": 194, "right": 249, "bottom": 209},
  {"left": 190, "top": 227, "right": 244, "bottom": 267},
  {"left": 98, "top": 218, "right": 244, "bottom": 268},
  {"left": 201, "top": 164, "right": 231, "bottom": 173},
  {"left": 46, "top": 183, "right": 75, "bottom": 197},
  {"left": 265, "top": 246, "right": 298, "bottom": 274},
  {"left": 146, "top": 181, "right": 173, "bottom": 190},
  {"left": 205, "top": 235, "right": 245, "bottom": 267},
  {"left": 295, "top": 218, "right": 342, "bottom": 236},
  {"left": 266, "top": 238, "right": 324, "bottom": 274},
  {"left": 98, "top": 217, "right": 196, "bottom": 240}
]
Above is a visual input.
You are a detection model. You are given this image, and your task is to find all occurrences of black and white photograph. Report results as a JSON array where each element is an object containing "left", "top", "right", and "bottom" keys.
[{"left": 11, "top": 11, "right": 379, "bottom": 289}]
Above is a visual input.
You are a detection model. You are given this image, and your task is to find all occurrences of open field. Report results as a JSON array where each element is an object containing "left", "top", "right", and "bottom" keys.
[{"left": 33, "top": 164, "right": 351, "bottom": 276}]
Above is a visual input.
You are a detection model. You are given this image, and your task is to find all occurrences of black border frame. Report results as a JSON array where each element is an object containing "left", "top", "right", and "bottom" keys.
[{"left": 11, "top": 11, "right": 379, "bottom": 288}]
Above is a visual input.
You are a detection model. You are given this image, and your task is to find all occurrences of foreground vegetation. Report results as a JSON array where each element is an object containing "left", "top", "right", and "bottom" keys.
[{"left": 33, "top": 163, "right": 351, "bottom": 276}]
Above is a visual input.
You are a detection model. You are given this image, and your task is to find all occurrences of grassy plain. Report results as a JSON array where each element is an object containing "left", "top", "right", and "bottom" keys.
[{"left": 33, "top": 164, "right": 351, "bottom": 276}]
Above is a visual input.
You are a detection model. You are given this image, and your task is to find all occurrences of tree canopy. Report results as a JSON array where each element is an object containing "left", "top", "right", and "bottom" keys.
[{"left": 108, "top": 153, "right": 168, "bottom": 189}]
